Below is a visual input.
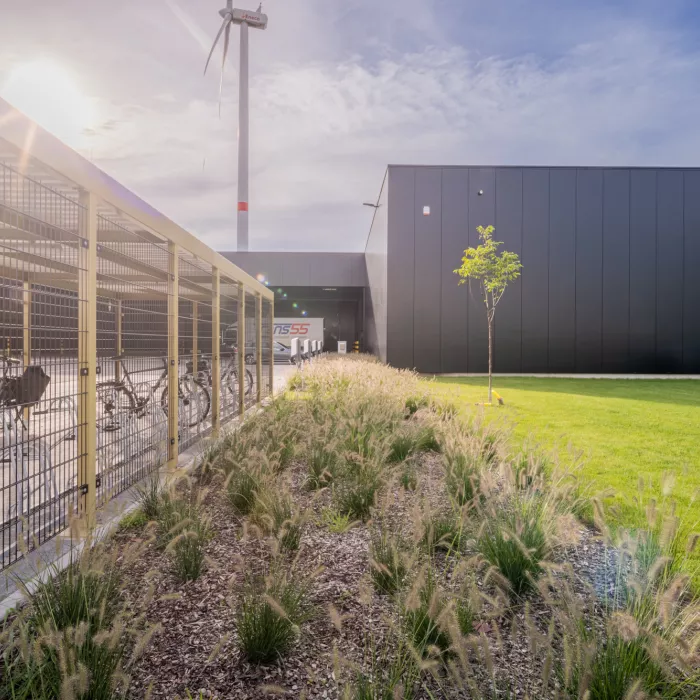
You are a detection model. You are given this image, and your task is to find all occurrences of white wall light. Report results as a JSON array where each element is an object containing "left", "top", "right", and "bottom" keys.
[{"left": 423, "top": 206, "right": 431, "bottom": 216}]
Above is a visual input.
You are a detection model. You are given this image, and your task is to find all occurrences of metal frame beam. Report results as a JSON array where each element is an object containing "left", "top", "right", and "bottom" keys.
[
  {"left": 77, "top": 190, "right": 97, "bottom": 530},
  {"left": 0, "top": 99, "right": 272, "bottom": 301},
  {"left": 256, "top": 293, "right": 262, "bottom": 403},
  {"left": 211, "top": 269, "right": 220, "bottom": 436},
  {"left": 167, "top": 242, "right": 179, "bottom": 468},
  {"left": 238, "top": 282, "right": 245, "bottom": 417}
]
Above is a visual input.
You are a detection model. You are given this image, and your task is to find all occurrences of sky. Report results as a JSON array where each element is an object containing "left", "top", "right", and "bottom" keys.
[{"left": 1, "top": 0, "right": 700, "bottom": 252}]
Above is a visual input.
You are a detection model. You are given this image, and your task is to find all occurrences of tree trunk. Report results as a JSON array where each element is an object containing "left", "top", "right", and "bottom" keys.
[{"left": 487, "top": 311, "right": 493, "bottom": 404}]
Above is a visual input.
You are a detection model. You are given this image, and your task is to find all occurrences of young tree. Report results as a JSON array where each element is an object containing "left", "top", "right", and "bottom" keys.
[{"left": 454, "top": 226, "right": 522, "bottom": 404}]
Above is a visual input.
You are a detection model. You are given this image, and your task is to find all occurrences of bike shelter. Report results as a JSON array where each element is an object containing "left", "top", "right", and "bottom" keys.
[{"left": 0, "top": 98, "right": 274, "bottom": 572}]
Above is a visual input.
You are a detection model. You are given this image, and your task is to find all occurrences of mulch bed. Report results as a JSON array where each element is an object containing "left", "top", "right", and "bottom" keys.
[{"left": 113, "top": 453, "right": 618, "bottom": 700}]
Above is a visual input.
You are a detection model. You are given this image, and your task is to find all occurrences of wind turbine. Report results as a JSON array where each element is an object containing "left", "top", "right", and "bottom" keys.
[{"left": 205, "top": 1, "right": 268, "bottom": 252}]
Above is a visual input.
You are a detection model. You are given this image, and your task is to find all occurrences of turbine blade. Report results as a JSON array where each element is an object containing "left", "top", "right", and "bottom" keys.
[
  {"left": 204, "top": 18, "right": 228, "bottom": 75},
  {"left": 218, "top": 21, "right": 231, "bottom": 116}
]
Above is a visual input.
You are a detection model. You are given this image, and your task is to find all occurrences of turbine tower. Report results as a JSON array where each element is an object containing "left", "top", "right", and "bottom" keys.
[{"left": 205, "top": 1, "right": 268, "bottom": 252}]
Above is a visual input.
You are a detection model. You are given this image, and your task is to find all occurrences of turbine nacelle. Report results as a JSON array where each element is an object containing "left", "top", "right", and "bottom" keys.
[{"left": 230, "top": 8, "right": 268, "bottom": 29}]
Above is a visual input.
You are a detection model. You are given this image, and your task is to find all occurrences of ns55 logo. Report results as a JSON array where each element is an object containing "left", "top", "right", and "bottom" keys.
[{"left": 274, "top": 323, "right": 310, "bottom": 336}]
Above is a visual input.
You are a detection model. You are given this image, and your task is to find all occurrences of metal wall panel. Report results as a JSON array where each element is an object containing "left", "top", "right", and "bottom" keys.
[
  {"left": 225, "top": 251, "right": 368, "bottom": 287},
  {"left": 548, "top": 169, "right": 577, "bottom": 372},
  {"left": 440, "top": 168, "right": 470, "bottom": 372},
  {"left": 386, "top": 167, "right": 416, "bottom": 368},
  {"left": 656, "top": 170, "right": 684, "bottom": 372},
  {"left": 494, "top": 168, "right": 523, "bottom": 372},
  {"left": 629, "top": 170, "right": 657, "bottom": 372},
  {"left": 575, "top": 169, "right": 604, "bottom": 372},
  {"left": 364, "top": 172, "right": 389, "bottom": 361},
  {"left": 521, "top": 169, "right": 550, "bottom": 372},
  {"left": 602, "top": 170, "right": 630, "bottom": 372},
  {"left": 467, "top": 168, "right": 495, "bottom": 373},
  {"left": 684, "top": 171, "right": 700, "bottom": 372},
  {"left": 413, "top": 168, "right": 442, "bottom": 372}
]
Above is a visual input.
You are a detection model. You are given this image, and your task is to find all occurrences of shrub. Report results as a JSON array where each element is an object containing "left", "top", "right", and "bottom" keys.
[
  {"left": 31, "top": 547, "right": 122, "bottom": 634},
  {"left": 480, "top": 432, "right": 500, "bottom": 463},
  {"left": 321, "top": 508, "right": 355, "bottom": 534},
  {"left": 405, "top": 394, "right": 428, "bottom": 416},
  {"left": 306, "top": 440, "right": 338, "bottom": 490},
  {"left": 388, "top": 429, "right": 417, "bottom": 464},
  {"left": 166, "top": 514, "right": 210, "bottom": 582},
  {"left": 399, "top": 463, "right": 418, "bottom": 491},
  {"left": 226, "top": 465, "right": 261, "bottom": 516},
  {"left": 478, "top": 499, "right": 549, "bottom": 597},
  {"left": 119, "top": 508, "right": 148, "bottom": 530},
  {"left": 133, "top": 471, "right": 164, "bottom": 519},
  {"left": 443, "top": 438, "right": 483, "bottom": 506},
  {"left": 345, "top": 634, "right": 418, "bottom": 700},
  {"left": 250, "top": 489, "right": 304, "bottom": 551},
  {"left": 235, "top": 567, "right": 314, "bottom": 663},
  {"left": 509, "top": 450, "right": 549, "bottom": 491},
  {"left": 216, "top": 430, "right": 252, "bottom": 476},
  {"left": 420, "top": 511, "right": 463, "bottom": 555},
  {"left": 403, "top": 569, "right": 452, "bottom": 659},
  {"left": 568, "top": 636, "right": 671, "bottom": 700},
  {"left": 369, "top": 529, "right": 408, "bottom": 594},
  {"left": 334, "top": 464, "right": 382, "bottom": 521},
  {"left": 1, "top": 548, "right": 129, "bottom": 700},
  {"left": 389, "top": 424, "right": 439, "bottom": 464},
  {"left": 455, "top": 598, "right": 475, "bottom": 637},
  {"left": 156, "top": 494, "right": 194, "bottom": 549}
]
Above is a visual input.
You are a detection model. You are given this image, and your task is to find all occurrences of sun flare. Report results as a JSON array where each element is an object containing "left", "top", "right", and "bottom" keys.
[{"left": 2, "top": 58, "right": 94, "bottom": 147}]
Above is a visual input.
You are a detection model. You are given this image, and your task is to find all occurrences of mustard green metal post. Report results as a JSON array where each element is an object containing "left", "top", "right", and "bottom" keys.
[
  {"left": 256, "top": 293, "right": 262, "bottom": 404},
  {"left": 238, "top": 282, "right": 245, "bottom": 417},
  {"left": 167, "top": 242, "right": 179, "bottom": 468},
  {"left": 211, "top": 269, "right": 220, "bottom": 436},
  {"left": 269, "top": 298, "right": 274, "bottom": 397},
  {"left": 22, "top": 281, "right": 31, "bottom": 423},
  {"left": 115, "top": 299, "right": 122, "bottom": 383},
  {"left": 77, "top": 190, "right": 97, "bottom": 529},
  {"left": 192, "top": 301, "right": 198, "bottom": 373}
]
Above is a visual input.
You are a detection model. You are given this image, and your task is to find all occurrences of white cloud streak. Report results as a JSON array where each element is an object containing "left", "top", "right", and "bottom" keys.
[{"left": 1, "top": 1, "right": 699, "bottom": 250}]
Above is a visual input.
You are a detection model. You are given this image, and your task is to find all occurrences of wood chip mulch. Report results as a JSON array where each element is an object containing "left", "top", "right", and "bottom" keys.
[{"left": 113, "top": 451, "right": 620, "bottom": 700}]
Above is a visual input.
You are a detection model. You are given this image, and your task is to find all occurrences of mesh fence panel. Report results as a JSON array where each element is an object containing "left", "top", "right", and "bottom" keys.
[
  {"left": 0, "top": 128, "right": 272, "bottom": 572},
  {"left": 262, "top": 298, "right": 273, "bottom": 398},
  {"left": 0, "top": 162, "right": 83, "bottom": 568}
]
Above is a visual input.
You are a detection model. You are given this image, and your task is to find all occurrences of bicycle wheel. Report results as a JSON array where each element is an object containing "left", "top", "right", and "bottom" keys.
[
  {"left": 243, "top": 369, "right": 253, "bottom": 396},
  {"left": 226, "top": 368, "right": 253, "bottom": 398},
  {"left": 160, "top": 378, "right": 211, "bottom": 427},
  {"left": 96, "top": 382, "right": 135, "bottom": 432}
]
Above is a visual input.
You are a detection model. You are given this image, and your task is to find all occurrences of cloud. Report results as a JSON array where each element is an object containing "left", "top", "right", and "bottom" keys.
[{"left": 2, "top": 1, "right": 700, "bottom": 251}]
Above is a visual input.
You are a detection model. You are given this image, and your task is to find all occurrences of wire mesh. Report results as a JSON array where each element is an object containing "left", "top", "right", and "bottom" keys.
[
  {"left": 177, "top": 254, "right": 214, "bottom": 452},
  {"left": 93, "top": 212, "right": 172, "bottom": 505},
  {"left": 219, "top": 275, "right": 243, "bottom": 426},
  {"left": 0, "top": 161, "right": 84, "bottom": 569},
  {"left": 0, "top": 128, "right": 272, "bottom": 572}
]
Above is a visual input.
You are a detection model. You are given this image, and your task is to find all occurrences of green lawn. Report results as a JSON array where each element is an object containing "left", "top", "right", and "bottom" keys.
[{"left": 431, "top": 377, "right": 700, "bottom": 572}]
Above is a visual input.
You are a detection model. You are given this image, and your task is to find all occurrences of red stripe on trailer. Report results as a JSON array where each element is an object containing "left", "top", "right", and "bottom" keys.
[{"left": 238, "top": 202, "right": 249, "bottom": 212}]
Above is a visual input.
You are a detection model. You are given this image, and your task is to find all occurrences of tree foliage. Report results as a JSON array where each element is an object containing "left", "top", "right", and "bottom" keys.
[
  {"left": 453, "top": 225, "right": 522, "bottom": 318},
  {"left": 454, "top": 226, "right": 522, "bottom": 403}
]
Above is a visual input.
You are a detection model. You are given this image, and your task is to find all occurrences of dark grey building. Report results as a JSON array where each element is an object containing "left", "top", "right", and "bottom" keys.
[
  {"left": 225, "top": 165, "right": 700, "bottom": 374},
  {"left": 365, "top": 165, "right": 700, "bottom": 374},
  {"left": 222, "top": 252, "right": 368, "bottom": 352}
]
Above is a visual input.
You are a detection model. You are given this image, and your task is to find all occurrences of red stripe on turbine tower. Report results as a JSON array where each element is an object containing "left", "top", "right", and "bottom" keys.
[{"left": 238, "top": 202, "right": 249, "bottom": 212}]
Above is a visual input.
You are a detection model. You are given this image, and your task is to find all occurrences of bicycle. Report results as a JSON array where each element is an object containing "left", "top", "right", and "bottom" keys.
[
  {"left": 187, "top": 345, "right": 253, "bottom": 402},
  {"left": 96, "top": 356, "right": 210, "bottom": 431}
]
